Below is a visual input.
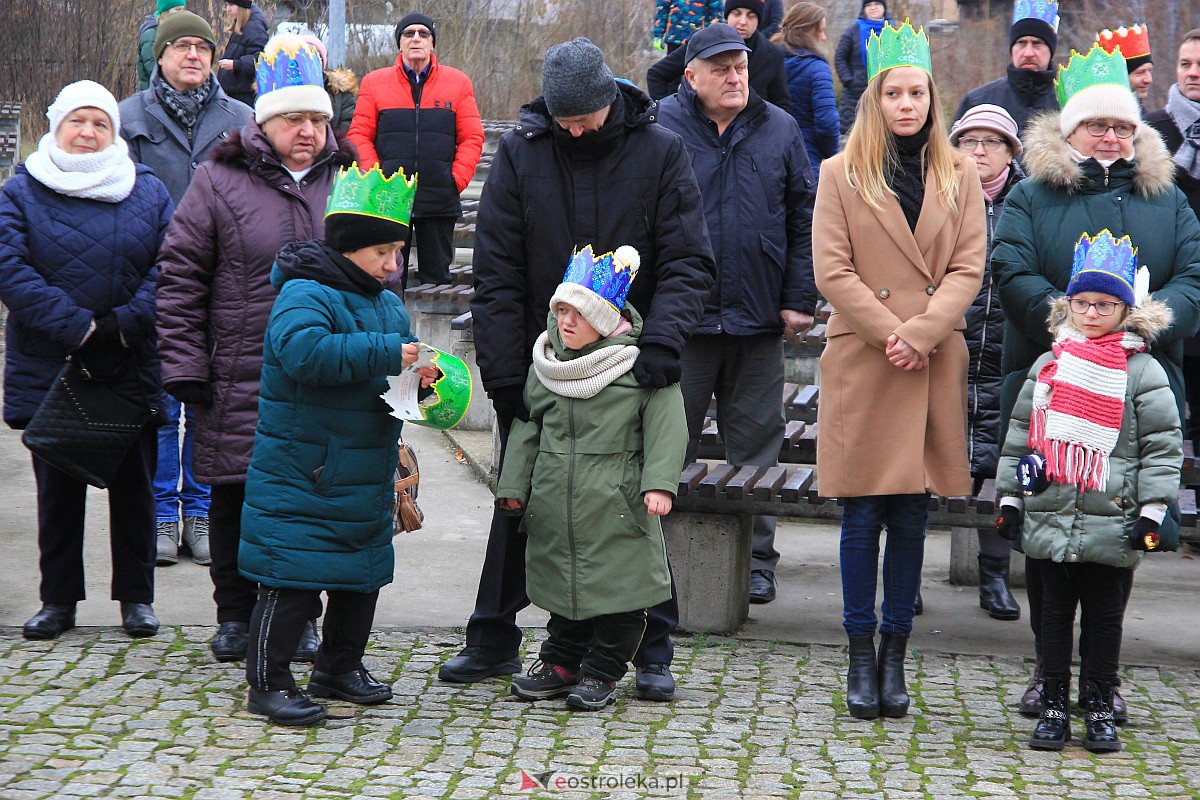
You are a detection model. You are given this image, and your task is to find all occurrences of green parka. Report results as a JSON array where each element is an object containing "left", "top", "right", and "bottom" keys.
[
  {"left": 996, "top": 299, "right": 1182, "bottom": 569},
  {"left": 496, "top": 306, "right": 688, "bottom": 620},
  {"left": 991, "top": 113, "right": 1200, "bottom": 429}
]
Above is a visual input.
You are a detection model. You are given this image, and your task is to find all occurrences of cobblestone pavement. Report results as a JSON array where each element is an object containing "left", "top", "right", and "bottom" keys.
[{"left": 2, "top": 629, "right": 1198, "bottom": 800}]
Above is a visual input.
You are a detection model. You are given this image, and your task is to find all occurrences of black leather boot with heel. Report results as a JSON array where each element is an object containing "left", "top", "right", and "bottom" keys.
[
  {"left": 877, "top": 632, "right": 911, "bottom": 717},
  {"left": 846, "top": 635, "right": 880, "bottom": 719},
  {"left": 1082, "top": 680, "right": 1121, "bottom": 752},
  {"left": 978, "top": 554, "right": 1021, "bottom": 620},
  {"left": 1029, "top": 676, "right": 1071, "bottom": 750}
]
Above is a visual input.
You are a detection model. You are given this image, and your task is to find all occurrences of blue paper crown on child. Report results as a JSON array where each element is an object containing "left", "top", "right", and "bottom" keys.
[
  {"left": 562, "top": 245, "right": 641, "bottom": 311},
  {"left": 255, "top": 40, "right": 324, "bottom": 98},
  {"left": 1067, "top": 229, "right": 1138, "bottom": 308},
  {"left": 1012, "top": 0, "right": 1060, "bottom": 32}
]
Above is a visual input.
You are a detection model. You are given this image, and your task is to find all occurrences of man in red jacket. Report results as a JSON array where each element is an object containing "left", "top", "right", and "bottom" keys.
[{"left": 348, "top": 12, "right": 484, "bottom": 286}]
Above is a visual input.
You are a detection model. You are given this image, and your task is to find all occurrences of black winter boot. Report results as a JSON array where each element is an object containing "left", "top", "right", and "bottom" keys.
[
  {"left": 846, "top": 635, "right": 879, "bottom": 719},
  {"left": 877, "top": 632, "right": 910, "bottom": 718},
  {"left": 1082, "top": 680, "right": 1121, "bottom": 752},
  {"left": 1028, "top": 677, "right": 1071, "bottom": 750},
  {"left": 978, "top": 555, "right": 1021, "bottom": 620}
]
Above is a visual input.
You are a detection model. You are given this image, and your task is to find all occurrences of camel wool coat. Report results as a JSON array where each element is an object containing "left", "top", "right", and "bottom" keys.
[{"left": 813, "top": 151, "right": 986, "bottom": 498}]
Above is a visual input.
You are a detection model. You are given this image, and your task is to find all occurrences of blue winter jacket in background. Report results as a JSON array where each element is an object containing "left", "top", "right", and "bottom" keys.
[{"left": 782, "top": 49, "right": 839, "bottom": 175}]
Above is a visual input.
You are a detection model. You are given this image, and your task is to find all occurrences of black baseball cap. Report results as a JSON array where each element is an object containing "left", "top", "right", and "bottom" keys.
[{"left": 685, "top": 23, "right": 752, "bottom": 64}]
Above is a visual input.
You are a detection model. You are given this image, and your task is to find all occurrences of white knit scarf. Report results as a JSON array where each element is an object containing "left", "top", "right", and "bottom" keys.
[
  {"left": 24, "top": 134, "right": 136, "bottom": 202},
  {"left": 531, "top": 330, "right": 640, "bottom": 399}
]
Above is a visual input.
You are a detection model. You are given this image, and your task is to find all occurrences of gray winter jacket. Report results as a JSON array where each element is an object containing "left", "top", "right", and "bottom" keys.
[{"left": 120, "top": 75, "right": 254, "bottom": 205}]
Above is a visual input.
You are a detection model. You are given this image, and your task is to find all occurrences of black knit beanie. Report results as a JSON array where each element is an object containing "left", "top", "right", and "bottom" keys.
[
  {"left": 725, "top": 0, "right": 764, "bottom": 19},
  {"left": 395, "top": 12, "right": 436, "bottom": 49},
  {"left": 861, "top": 0, "right": 887, "bottom": 14},
  {"left": 325, "top": 214, "right": 410, "bottom": 254},
  {"left": 1010, "top": 18, "right": 1057, "bottom": 58}
]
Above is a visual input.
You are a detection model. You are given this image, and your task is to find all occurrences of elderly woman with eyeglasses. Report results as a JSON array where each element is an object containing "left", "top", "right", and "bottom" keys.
[
  {"left": 991, "top": 45, "right": 1200, "bottom": 725},
  {"left": 156, "top": 34, "right": 356, "bottom": 664}
]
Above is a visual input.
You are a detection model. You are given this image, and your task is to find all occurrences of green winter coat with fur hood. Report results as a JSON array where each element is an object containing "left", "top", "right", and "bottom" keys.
[
  {"left": 991, "top": 112, "right": 1200, "bottom": 430},
  {"left": 496, "top": 304, "right": 688, "bottom": 620},
  {"left": 995, "top": 298, "right": 1182, "bottom": 569}
]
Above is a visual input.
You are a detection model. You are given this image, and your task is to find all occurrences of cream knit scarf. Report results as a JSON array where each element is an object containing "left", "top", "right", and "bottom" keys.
[
  {"left": 531, "top": 331, "right": 640, "bottom": 399},
  {"left": 24, "top": 134, "right": 136, "bottom": 203}
]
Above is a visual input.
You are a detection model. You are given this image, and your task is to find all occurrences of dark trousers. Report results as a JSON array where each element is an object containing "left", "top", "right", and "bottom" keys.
[
  {"left": 1036, "top": 558, "right": 1131, "bottom": 685},
  {"left": 1184, "top": 353, "right": 1200, "bottom": 447},
  {"left": 1026, "top": 555, "right": 1133, "bottom": 675},
  {"left": 839, "top": 494, "right": 929, "bottom": 637},
  {"left": 680, "top": 333, "right": 785, "bottom": 572},
  {"left": 246, "top": 586, "right": 379, "bottom": 691},
  {"left": 408, "top": 215, "right": 458, "bottom": 287},
  {"left": 208, "top": 482, "right": 259, "bottom": 624},
  {"left": 541, "top": 610, "right": 648, "bottom": 682},
  {"left": 33, "top": 425, "right": 157, "bottom": 604},
  {"left": 464, "top": 408, "right": 677, "bottom": 665}
]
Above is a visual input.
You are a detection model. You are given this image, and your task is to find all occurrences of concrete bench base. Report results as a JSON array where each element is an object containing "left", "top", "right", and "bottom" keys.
[{"left": 662, "top": 511, "right": 751, "bottom": 635}]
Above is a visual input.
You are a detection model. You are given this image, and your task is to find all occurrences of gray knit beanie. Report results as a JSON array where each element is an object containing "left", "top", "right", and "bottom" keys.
[{"left": 541, "top": 37, "right": 619, "bottom": 118}]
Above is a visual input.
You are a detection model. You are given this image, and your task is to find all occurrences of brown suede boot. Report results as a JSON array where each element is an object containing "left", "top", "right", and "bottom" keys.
[{"left": 1019, "top": 658, "right": 1044, "bottom": 717}]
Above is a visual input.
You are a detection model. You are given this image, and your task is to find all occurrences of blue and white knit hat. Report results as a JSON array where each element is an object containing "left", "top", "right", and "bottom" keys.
[{"left": 254, "top": 34, "right": 333, "bottom": 124}]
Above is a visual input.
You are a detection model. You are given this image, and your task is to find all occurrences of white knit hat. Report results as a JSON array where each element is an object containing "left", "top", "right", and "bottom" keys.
[
  {"left": 254, "top": 34, "right": 333, "bottom": 124},
  {"left": 549, "top": 283, "right": 622, "bottom": 338},
  {"left": 46, "top": 80, "right": 120, "bottom": 137},
  {"left": 1059, "top": 83, "right": 1140, "bottom": 138}
]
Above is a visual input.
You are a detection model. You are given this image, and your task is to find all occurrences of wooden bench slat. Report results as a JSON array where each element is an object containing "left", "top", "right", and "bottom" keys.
[
  {"left": 724, "top": 466, "right": 764, "bottom": 500},
  {"left": 779, "top": 468, "right": 814, "bottom": 504},
  {"left": 974, "top": 478, "right": 997, "bottom": 515},
  {"left": 677, "top": 463, "right": 708, "bottom": 497},
  {"left": 698, "top": 464, "right": 737, "bottom": 498},
  {"left": 751, "top": 466, "right": 789, "bottom": 501}
]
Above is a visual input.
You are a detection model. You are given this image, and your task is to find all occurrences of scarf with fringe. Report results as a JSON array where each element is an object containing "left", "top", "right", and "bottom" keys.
[
  {"left": 532, "top": 331, "right": 639, "bottom": 400},
  {"left": 1029, "top": 326, "right": 1145, "bottom": 492},
  {"left": 24, "top": 134, "right": 136, "bottom": 202}
]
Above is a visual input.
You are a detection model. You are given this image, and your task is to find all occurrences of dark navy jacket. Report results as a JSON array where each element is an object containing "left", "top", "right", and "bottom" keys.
[
  {"left": 0, "top": 165, "right": 172, "bottom": 427},
  {"left": 782, "top": 49, "right": 839, "bottom": 174},
  {"left": 657, "top": 79, "right": 816, "bottom": 334},
  {"left": 218, "top": 5, "right": 269, "bottom": 102}
]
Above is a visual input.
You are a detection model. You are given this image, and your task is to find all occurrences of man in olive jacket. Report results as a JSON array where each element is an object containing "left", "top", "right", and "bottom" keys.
[{"left": 442, "top": 37, "right": 716, "bottom": 702}]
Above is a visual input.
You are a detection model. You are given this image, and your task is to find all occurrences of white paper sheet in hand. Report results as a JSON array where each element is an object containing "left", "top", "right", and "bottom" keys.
[{"left": 380, "top": 343, "right": 473, "bottom": 429}]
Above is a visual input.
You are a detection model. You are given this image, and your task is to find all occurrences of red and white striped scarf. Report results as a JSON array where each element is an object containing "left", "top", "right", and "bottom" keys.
[{"left": 1029, "top": 328, "right": 1146, "bottom": 492}]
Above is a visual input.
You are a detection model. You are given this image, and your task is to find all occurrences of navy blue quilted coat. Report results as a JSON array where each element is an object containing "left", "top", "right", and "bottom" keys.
[{"left": 0, "top": 165, "right": 172, "bottom": 428}]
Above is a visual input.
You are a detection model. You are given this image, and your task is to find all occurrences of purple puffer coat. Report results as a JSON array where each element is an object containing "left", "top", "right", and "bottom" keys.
[{"left": 155, "top": 121, "right": 356, "bottom": 485}]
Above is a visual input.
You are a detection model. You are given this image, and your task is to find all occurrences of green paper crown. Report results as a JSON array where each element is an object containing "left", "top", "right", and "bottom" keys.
[
  {"left": 325, "top": 163, "right": 417, "bottom": 228},
  {"left": 1055, "top": 44, "right": 1130, "bottom": 108},
  {"left": 866, "top": 19, "right": 932, "bottom": 83}
]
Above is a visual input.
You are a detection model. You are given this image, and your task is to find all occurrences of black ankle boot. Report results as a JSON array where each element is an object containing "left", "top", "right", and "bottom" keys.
[
  {"left": 1082, "top": 680, "right": 1121, "bottom": 752},
  {"left": 846, "top": 635, "right": 879, "bottom": 719},
  {"left": 1029, "top": 676, "right": 1071, "bottom": 750},
  {"left": 877, "top": 632, "right": 910, "bottom": 717},
  {"left": 978, "top": 555, "right": 1021, "bottom": 620}
]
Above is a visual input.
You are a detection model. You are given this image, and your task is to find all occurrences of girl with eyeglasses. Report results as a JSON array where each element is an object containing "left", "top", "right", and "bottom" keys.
[{"left": 991, "top": 44, "right": 1200, "bottom": 733}]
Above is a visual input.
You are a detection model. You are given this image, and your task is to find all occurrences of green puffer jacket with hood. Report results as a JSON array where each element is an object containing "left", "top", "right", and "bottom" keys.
[
  {"left": 496, "top": 304, "right": 688, "bottom": 620},
  {"left": 996, "top": 297, "right": 1182, "bottom": 569}
]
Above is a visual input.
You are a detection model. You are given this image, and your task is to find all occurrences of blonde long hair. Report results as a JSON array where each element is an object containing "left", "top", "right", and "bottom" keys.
[
  {"left": 225, "top": 5, "right": 251, "bottom": 37},
  {"left": 842, "top": 68, "right": 961, "bottom": 216}
]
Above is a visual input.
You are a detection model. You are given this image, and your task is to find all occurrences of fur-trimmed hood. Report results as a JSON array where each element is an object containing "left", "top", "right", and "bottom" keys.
[
  {"left": 325, "top": 67, "right": 358, "bottom": 95},
  {"left": 1047, "top": 295, "right": 1174, "bottom": 342},
  {"left": 1021, "top": 112, "right": 1175, "bottom": 197}
]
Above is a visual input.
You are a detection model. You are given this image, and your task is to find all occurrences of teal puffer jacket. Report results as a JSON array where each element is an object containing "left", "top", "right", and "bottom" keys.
[
  {"left": 996, "top": 300, "right": 1182, "bottom": 569},
  {"left": 239, "top": 241, "right": 415, "bottom": 592},
  {"left": 497, "top": 306, "right": 689, "bottom": 620}
]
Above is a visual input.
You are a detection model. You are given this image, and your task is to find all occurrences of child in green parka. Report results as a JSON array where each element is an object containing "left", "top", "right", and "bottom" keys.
[
  {"left": 495, "top": 245, "right": 689, "bottom": 711},
  {"left": 995, "top": 230, "right": 1182, "bottom": 754}
]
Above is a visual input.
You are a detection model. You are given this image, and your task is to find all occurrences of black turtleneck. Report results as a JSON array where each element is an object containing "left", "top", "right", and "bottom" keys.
[{"left": 888, "top": 126, "right": 929, "bottom": 232}]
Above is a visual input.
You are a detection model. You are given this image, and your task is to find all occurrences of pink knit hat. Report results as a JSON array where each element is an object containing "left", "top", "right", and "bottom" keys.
[
  {"left": 298, "top": 34, "right": 328, "bottom": 69},
  {"left": 949, "top": 103, "right": 1022, "bottom": 157}
]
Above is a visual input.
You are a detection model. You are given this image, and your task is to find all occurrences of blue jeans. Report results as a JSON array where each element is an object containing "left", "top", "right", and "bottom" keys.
[
  {"left": 840, "top": 494, "right": 929, "bottom": 637},
  {"left": 154, "top": 393, "right": 211, "bottom": 522}
]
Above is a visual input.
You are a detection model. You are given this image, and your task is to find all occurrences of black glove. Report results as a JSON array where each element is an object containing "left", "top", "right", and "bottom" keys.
[
  {"left": 75, "top": 315, "right": 130, "bottom": 378},
  {"left": 632, "top": 344, "right": 681, "bottom": 389},
  {"left": 166, "top": 381, "right": 213, "bottom": 408},
  {"left": 489, "top": 385, "right": 529, "bottom": 424},
  {"left": 1129, "top": 517, "right": 1162, "bottom": 551},
  {"left": 86, "top": 315, "right": 121, "bottom": 348},
  {"left": 995, "top": 509, "right": 1022, "bottom": 541}
]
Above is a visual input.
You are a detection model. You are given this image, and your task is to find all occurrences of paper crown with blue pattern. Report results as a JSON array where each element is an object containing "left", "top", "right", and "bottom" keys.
[
  {"left": 866, "top": 20, "right": 932, "bottom": 83},
  {"left": 1012, "top": 0, "right": 1059, "bottom": 31},
  {"left": 1066, "top": 229, "right": 1141, "bottom": 308},
  {"left": 253, "top": 34, "right": 333, "bottom": 124},
  {"left": 548, "top": 245, "right": 641, "bottom": 338}
]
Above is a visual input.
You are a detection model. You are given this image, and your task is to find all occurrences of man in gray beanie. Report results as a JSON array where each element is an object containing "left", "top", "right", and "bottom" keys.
[{"left": 441, "top": 37, "right": 717, "bottom": 704}]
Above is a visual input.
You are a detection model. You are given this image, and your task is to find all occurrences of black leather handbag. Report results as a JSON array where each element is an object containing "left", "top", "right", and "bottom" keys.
[{"left": 22, "top": 356, "right": 151, "bottom": 489}]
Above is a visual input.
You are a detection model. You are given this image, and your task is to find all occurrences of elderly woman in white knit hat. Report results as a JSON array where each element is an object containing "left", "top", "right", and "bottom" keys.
[
  {"left": 0, "top": 80, "right": 174, "bottom": 640},
  {"left": 157, "top": 34, "right": 356, "bottom": 665},
  {"left": 992, "top": 44, "right": 1200, "bottom": 724}
]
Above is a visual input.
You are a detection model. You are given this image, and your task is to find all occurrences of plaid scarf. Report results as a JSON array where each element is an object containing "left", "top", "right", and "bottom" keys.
[{"left": 1029, "top": 327, "right": 1146, "bottom": 492}]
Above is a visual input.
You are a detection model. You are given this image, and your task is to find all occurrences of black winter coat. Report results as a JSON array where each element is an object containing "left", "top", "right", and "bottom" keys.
[
  {"left": 833, "top": 20, "right": 872, "bottom": 132},
  {"left": 646, "top": 30, "right": 792, "bottom": 115},
  {"left": 965, "top": 165, "right": 1023, "bottom": 477},
  {"left": 470, "top": 83, "right": 716, "bottom": 394},
  {"left": 953, "top": 66, "right": 1057, "bottom": 135},
  {"left": 218, "top": 5, "right": 269, "bottom": 103},
  {"left": 1145, "top": 109, "right": 1200, "bottom": 217}
]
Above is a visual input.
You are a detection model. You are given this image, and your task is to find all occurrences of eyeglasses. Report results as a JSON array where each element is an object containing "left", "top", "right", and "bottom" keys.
[
  {"left": 956, "top": 136, "right": 1009, "bottom": 152},
  {"left": 166, "top": 39, "right": 215, "bottom": 56},
  {"left": 1068, "top": 298, "right": 1125, "bottom": 316},
  {"left": 278, "top": 112, "right": 331, "bottom": 128},
  {"left": 401, "top": 28, "right": 432, "bottom": 39},
  {"left": 1083, "top": 121, "right": 1136, "bottom": 139}
]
